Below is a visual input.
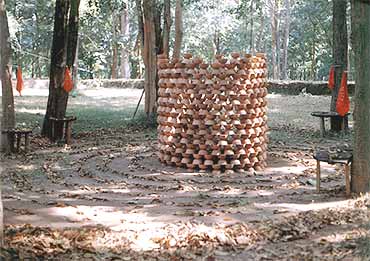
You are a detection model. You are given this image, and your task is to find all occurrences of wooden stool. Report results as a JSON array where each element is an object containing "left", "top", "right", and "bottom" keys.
[
  {"left": 49, "top": 116, "right": 77, "bottom": 145},
  {"left": 313, "top": 149, "right": 352, "bottom": 197},
  {"left": 1, "top": 129, "right": 32, "bottom": 153},
  {"left": 311, "top": 111, "right": 350, "bottom": 137}
]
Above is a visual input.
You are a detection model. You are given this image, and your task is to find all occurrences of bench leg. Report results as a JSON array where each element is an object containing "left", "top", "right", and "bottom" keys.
[
  {"left": 8, "top": 133, "right": 15, "bottom": 153},
  {"left": 65, "top": 122, "right": 72, "bottom": 145},
  {"left": 16, "top": 133, "right": 21, "bottom": 152},
  {"left": 316, "top": 160, "right": 321, "bottom": 192},
  {"left": 345, "top": 164, "right": 350, "bottom": 197},
  {"left": 50, "top": 120, "right": 55, "bottom": 142},
  {"left": 320, "top": 118, "right": 325, "bottom": 137},
  {"left": 25, "top": 134, "right": 30, "bottom": 152}
]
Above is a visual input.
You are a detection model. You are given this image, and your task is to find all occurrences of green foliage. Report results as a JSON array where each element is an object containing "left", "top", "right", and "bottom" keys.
[{"left": 5, "top": 0, "right": 347, "bottom": 81}]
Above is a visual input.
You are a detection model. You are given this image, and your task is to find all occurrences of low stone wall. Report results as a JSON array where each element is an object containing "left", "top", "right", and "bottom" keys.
[
  {"left": 268, "top": 80, "right": 355, "bottom": 95},
  {"left": 14, "top": 79, "right": 144, "bottom": 90},
  {"left": 16, "top": 79, "right": 354, "bottom": 96}
]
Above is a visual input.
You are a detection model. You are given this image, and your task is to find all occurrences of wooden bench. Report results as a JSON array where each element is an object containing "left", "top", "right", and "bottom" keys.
[
  {"left": 311, "top": 111, "right": 350, "bottom": 137},
  {"left": 313, "top": 149, "right": 352, "bottom": 197},
  {"left": 1, "top": 129, "right": 32, "bottom": 153},
  {"left": 49, "top": 116, "right": 77, "bottom": 145}
]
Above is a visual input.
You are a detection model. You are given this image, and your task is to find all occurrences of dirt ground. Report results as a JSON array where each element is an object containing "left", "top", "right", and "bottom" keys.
[{"left": 1, "top": 87, "right": 370, "bottom": 260}]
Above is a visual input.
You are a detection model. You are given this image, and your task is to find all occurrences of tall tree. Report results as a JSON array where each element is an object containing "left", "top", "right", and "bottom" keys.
[
  {"left": 0, "top": 0, "right": 15, "bottom": 152},
  {"left": 111, "top": 11, "right": 119, "bottom": 79},
  {"left": 249, "top": 0, "right": 255, "bottom": 54},
  {"left": 0, "top": 0, "right": 12, "bottom": 245},
  {"left": 42, "top": 0, "right": 80, "bottom": 140},
  {"left": 281, "top": 0, "right": 291, "bottom": 80},
  {"left": 330, "top": 0, "right": 348, "bottom": 131},
  {"left": 120, "top": 0, "right": 130, "bottom": 79},
  {"left": 142, "top": 0, "right": 157, "bottom": 117},
  {"left": 351, "top": 0, "right": 370, "bottom": 193},
  {"left": 270, "top": 0, "right": 280, "bottom": 79},
  {"left": 173, "top": 0, "right": 183, "bottom": 59},
  {"left": 67, "top": 0, "right": 80, "bottom": 87},
  {"left": 162, "top": 0, "right": 171, "bottom": 57}
]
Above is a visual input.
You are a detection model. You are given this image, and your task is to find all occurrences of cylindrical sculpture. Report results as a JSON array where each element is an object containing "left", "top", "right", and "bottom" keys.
[{"left": 157, "top": 53, "right": 268, "bottom": 173}]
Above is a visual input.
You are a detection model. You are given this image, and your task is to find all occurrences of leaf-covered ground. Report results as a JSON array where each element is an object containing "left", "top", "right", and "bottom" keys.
[{"left": 1, "top": 87, "right": 369, "bottom": 260}]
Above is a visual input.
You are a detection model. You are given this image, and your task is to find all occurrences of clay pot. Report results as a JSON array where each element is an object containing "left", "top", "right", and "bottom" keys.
[
  {"left": 200, "top": 63, "right": 209, "bottom": 69},
  {"left": 183, "top": 53, "right": 192, "bottom": 59},
  {"left": 231, "top": 52, "right": 240, "bottom": 59}
]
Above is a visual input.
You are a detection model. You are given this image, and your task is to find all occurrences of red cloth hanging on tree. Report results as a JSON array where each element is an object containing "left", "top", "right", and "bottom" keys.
[
  {"left": 328, "top": 65, "right": 335, "bottom": 90},
  {"left": 64, "top": 67, "right": 73, "bottom": 93},
  {"left": 336, "top": 71, "right": 350, "bottom": 116},
  {"left": 16, "top": 66, "right": 24, "bottom": 96}
]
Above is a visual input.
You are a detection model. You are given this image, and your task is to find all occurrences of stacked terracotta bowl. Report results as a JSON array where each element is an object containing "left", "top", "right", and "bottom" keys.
[{"left": 157, "top": 52, "right": 268, "bottom": 173}]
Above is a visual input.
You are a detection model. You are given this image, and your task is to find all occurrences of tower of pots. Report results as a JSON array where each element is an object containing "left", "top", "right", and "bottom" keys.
[{"left": 157, "top": 53, "right": 268, "bottom": 173}]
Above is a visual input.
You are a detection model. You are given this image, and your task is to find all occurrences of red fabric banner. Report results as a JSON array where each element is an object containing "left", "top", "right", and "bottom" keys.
[
  {"left": 328, "top": 66, "right": 335, "bottom": 90},
  {"left": 336, "top": 71, "right": 350, "bottom": 116},
  {"left": 16, "top": 66, "right": 24, "bottom": 96},
  {"left": 64, "top": 67, "right": 73, "bottom": 93}
]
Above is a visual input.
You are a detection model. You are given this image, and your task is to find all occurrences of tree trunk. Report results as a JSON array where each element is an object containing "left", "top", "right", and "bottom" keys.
[
  {"left": 67, "top": 0, "right": 80, "bottom": 90},
  {"left": 42, "top": 0, "right": 72, "bottom": 140},
  {"left": 256, "top": 12, "right": 265, "bottom": 52},
  {"left": 351, "top": 0, "right": 370, "bottom": 193},
  {"left": 111, "top": 13, "right": 118, "bottom": 79},
  {"left": 135, "top": 0, "right": 144, "bottom": 54},
  {"left": 120, "top": 1, "right": 131, "bottom": 79},
  {"left": 162, "top": 0, "right": 171, "bottom": 57},
  {"left": 213, "top": 30, "right": 221, "bottom": 56},
  {"left": 173, "top": 0, "right": 183, "bottom": 59},
  {"left": 0, "top": 181, "right": 2, "bottom": 247},
  {"left": 270, "top": 0, "right": 279, "bottom": 79},
  {"left": 249, "top": 1, "right": 255, "bottom": 54},
  {"left": 281, "top": 0, "right": 290, "bottom": 80},
  {"left": 154, "top": 2, "right": 163, "bottom": 56},
  {"left": 0, "top": 0, "right": 15, "bottom": 152},
  {"left": 143, "top": 0, "right": 157, "bottom": 117},
  {"left": 330, "top": 0, "right": 348, "bottom": 131}
]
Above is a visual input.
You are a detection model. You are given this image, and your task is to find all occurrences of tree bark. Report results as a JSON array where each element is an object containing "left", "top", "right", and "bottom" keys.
[
  {"left": 143, "top": 0, "right": 157, "bottom": 117},
  {"left": 281, "top": 0, "right": 290, "bottom": 80},
  {"left": 173, "top": 0, "right": 183, "bottom": 59},
  {"left": 249, "top": 1, "right": 255, "bottom": 54},
  {"left": 154, "top": 2, "right": 163, "bottom": 56},
  {"left": 0, "top": 0, "right": 15, "bottom": 152},
  {"left": 42, "top": 0, "right": 72, "bottom": 140},
  {"left": 67, "top": 0, "right": 80, "bottom": 89},
  {"left": 351, "top": 0, "right": 370, "bottom": 193},
  {"left": 111, "top": 12, "right": 118, "bottom": 79},
  {"left": 0, "top": 179, "right": 2, "bottom": 247},
  {"left": 135, "top": 0, "right": 144, "bottom": 54},
  {"left": 162, "top": 0, "right": 171, "bottom": 57},
  {"left": 330, "top": 0, "right": 348, "bottom": 131},
  {"left": 270, "top": 0, "right": 279, "bottom": 79},
  {"left": 120, "top": 1, "right": 131, "bottom": 79}
]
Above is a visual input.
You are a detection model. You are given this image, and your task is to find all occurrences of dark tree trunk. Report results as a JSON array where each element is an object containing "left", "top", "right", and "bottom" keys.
[
  {"left": 143, "top": 0, "right": 157, "bottom": 117},
  {"left": 154, "top": 2, "right": 163, "bottom": 56},
  {"left": 135, "top": 0, "right": 144, "bottom": 54},
  {"left": 351, "top": 0, "right": 370, "bottom": 193},
  {"left": 42, "top": 0, "right": 72, "bottom": 141},
  {"left": 0, "top": 0, "right": 15, "bottom": 152},
  {"left": 111, "top": 13, "right": 119, "bottom": 79},
  {"left": 162, "top": 0, "right": 171, "bottom": 57},
  {"left": 330, "top": 0, "right": 348, "bottom": 131},
  {"left": 67, "top": 0, "right": 80, "bottom": 87}
]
